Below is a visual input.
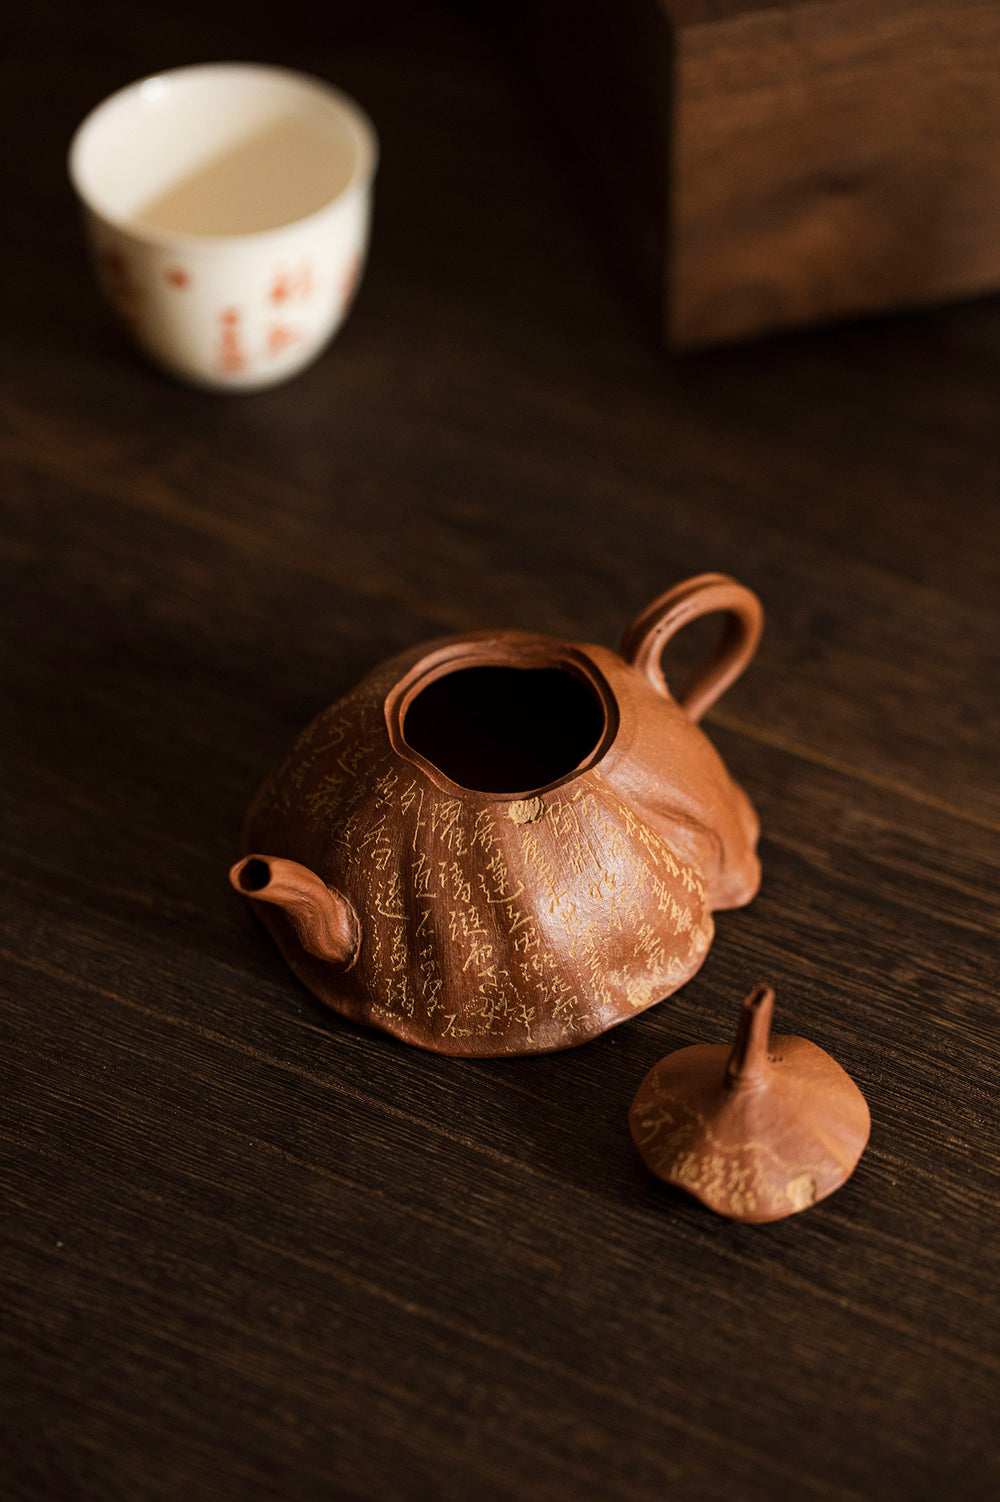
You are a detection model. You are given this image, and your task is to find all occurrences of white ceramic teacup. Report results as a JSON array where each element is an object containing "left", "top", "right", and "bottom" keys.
[{"left": 69, "top": 62, "right": 378, "bottom": 391}]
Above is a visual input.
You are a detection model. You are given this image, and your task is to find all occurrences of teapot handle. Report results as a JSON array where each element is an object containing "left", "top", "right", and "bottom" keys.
[{"left": 621, "top": 573, "right": 763, "bottom": 722}]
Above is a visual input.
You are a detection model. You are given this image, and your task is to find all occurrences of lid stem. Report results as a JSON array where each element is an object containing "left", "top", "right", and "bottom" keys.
[{"left": 726, "top": 983, "right": 774, "bottom": 1088}]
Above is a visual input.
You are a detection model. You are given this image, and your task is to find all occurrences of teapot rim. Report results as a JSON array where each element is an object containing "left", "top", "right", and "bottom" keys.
[{"left": 383, "top": 634, "right": 623, "bottom": 802}]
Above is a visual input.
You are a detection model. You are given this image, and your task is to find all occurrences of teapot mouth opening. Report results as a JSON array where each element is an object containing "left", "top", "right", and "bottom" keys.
[
  {"left": 387, "top": 648, "right": 617, "bottom": 797},
  {"left": 235, "top": 857, "right": 272, "bottom": 892}
]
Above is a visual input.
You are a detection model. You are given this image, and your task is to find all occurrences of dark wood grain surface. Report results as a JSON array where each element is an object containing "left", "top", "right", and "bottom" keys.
[{"left": 2, "top": 5, "right": 998, "bottom": 1500}]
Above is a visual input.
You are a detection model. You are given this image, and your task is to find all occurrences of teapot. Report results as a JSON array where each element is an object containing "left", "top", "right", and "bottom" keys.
[{"left": 230, "top": 573, "right": 763, "bottom": 1056}]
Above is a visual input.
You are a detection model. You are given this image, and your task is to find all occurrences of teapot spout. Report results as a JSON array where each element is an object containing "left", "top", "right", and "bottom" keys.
[{"left": 230, "top": 855, "right": 358, "bottom": 967}]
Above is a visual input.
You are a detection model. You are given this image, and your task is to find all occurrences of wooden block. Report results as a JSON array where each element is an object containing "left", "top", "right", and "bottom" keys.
[{"left": 498, "top": 0, "right": 1000, "bottom": 345}]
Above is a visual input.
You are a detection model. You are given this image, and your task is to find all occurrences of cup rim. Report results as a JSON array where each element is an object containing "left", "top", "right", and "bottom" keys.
[{"left": 68, "top": 60, "right": 379, "bottom": 250}]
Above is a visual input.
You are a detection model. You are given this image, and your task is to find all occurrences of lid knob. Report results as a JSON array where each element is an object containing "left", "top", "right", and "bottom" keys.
[{"left": 629, "top": 984, "right": 870, "bottom": 1222}]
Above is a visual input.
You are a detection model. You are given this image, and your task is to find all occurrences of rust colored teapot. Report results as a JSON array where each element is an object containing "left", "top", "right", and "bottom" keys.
[{"left": 230, "top": 574, "right": 763, "bottom": 1056}]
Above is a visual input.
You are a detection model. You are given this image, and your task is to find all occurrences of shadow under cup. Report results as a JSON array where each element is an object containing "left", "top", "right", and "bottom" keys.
[{"left": 68, "top": 63, "right": 378, "bottom": 391}]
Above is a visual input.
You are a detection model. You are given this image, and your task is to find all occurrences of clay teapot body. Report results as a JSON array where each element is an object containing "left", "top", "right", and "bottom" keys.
[{"left": 231, "top": 574, "right": 763, "bottom": 1056}]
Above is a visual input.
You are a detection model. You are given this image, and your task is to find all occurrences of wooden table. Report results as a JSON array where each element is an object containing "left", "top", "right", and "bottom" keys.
[{"left": 3, "top": 5, "right": 998, "bottom": 1499}]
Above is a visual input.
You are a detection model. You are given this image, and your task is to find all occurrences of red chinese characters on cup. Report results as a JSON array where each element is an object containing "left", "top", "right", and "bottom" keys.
[
  {"left": 262, "top": 261, "right": 315, "bottom": 358},
  {"left": 217, "top": 307, "right": 248, "bottom": 373},
  {"left": 267, "top": 324, "right": 302, "bottom": 357},
  {"left": 269, "top": 262, "right": 315, "bottom": 305},
  {"left": 209, "top": 258, "right": 340, "bottom": 373}
]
